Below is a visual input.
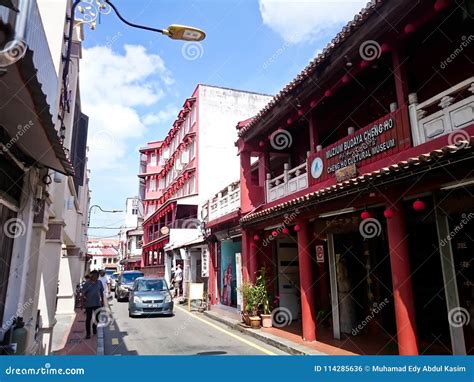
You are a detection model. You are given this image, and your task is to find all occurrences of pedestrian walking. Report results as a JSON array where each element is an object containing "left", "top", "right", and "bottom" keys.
[
  {"left": 174, "top": 264, "right": 183, "bottom": 298},
  {"left": 82, "top": 270, "right": 104, "bottom": 339},
  {"left": 99, "top": 269, "right": 111, "bottom": 299}
]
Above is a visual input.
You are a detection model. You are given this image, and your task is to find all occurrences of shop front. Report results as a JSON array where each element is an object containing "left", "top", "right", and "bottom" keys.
[{"left": 242, "top": 139, "right": 474, "bottom": 355}]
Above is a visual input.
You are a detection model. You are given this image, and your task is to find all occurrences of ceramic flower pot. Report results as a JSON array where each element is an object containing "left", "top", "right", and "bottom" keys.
[
  {"left": 249, "top": 316, "right": 261, "bottom": 329},
  {"left": 260, "top": 314, "right": 272, "bottom": 328}
]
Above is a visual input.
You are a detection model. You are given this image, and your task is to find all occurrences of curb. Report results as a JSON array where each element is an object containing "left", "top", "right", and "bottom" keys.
[
  {"left": 97, "top": 326, "right": 104, "bottom": 356},
  {"left": 202, "top": 311, "right": 324, "bottom": 355}
]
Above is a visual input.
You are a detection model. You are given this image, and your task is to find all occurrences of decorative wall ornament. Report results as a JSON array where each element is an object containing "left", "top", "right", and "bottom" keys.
[
  {"left": 74, "top": 0, "right": 112, "bottom": 29},
  {"left": 0, "top": 39, "right": 27, "bottom": 68}
]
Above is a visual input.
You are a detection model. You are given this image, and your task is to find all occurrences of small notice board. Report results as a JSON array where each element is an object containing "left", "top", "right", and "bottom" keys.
[{"left": 187, "top": 282, "right": 204, "bottom": 311}]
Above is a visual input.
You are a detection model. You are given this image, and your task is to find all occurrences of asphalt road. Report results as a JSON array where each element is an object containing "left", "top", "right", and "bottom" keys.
[{"left": 103, "top": 297, "right": 286, "bottom": 355}]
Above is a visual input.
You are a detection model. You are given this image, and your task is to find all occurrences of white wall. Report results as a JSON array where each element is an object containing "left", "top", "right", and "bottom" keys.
[
  {"left": 37, "top": 0, "right": 69, "bottom": 75},
  {"left": 197, "top": 86, "right": 272, "bottom": 212}
]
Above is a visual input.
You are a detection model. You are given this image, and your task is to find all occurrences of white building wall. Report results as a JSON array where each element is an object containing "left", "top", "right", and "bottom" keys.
[
  {"left": 196, "top": 86, "right": 272, "bottom": 213},
  {"left": 37, "top": 0, "right": 68, "bottom": 74}
]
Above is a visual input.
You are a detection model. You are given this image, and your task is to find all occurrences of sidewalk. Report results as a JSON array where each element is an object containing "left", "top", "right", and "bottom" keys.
[
  {"left": 202, "top": 306, "right": 357, "bottom": 355},
  {"left": 52, "top": 309, "right": 102, "bottom": 355}
]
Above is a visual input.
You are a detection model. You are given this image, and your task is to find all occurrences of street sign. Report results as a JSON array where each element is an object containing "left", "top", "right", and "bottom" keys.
[
  {"left": 316, "top": 245, "right": 325, "bottom": 263},
  {"left": 201, "top": 249, "right": 209, "bottom": 278}
]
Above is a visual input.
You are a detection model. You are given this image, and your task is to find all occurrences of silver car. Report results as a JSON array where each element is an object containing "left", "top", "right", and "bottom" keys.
[{"left": 128, "top": 277, "right": 174, "bottom": 317}]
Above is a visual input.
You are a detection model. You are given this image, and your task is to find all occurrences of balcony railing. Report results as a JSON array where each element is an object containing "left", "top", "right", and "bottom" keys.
[
  {"left": 409, "top": 77, "right": 474, "bottom": 146},
  {"left": 266, "top": 161, "right": 308, "bottom": 203},
  {"left": 146, "top": 218, "right": 200, "bottom": 243},
  {"left": 208, "top": 186, "right": 240, "bottom": 221}
]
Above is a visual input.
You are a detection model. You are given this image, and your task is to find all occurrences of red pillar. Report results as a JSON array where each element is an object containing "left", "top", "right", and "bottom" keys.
[
  {"left": 258, "top": 151, "right": 269, "bottom": 188},
  {"left": 296, "top": 219, "right": 317, "bottom": 341},
  {"left": 240, "top": 150, "right": 253, "bottom": 213},
  {"left": 208, "top": 241, "right": 217, "bottom": 305},
  {"left": 241, "top": 230, "right": 251, "bottom": 282},
  {"left": 242, "top": 229, "right": 258, "bottom": 283},
  {"left": 249, "top": 239, "right": 258, "bottom": 283},
  {"left": 309, "top": 112, "right": 319, "bottom": 153},
  {"left": 386, "top": 200, "right": 419, "bottom": 355}
]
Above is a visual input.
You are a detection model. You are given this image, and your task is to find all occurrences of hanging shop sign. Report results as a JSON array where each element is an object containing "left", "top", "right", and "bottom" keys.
[
  {"left": 308, "top": 108, "right": 411, "bottom": 186},
  {"left": 316, "top": 245, "right": 325, "bottom": 263},
  {"left": 201, "top": 249, "right": 209, "bottom": 278}
]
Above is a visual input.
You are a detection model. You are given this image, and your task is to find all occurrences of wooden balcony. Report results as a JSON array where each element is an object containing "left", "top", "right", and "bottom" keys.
[
  {"left": 409, "top": 77, "right": 474, "bottom": 146},
  {"left": 266, "top": 161, "right": 308, "bottom": 203}
]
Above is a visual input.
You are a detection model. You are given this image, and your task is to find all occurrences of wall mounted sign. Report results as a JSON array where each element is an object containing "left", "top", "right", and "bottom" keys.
[
  {"left": 310, "top": 157, "right": 324, "bottom": 179},
  {"left": 308, "top": 108, "right": 411, "bottom": 186},
  {"left": 201, "top": 249, "right": 209, "bottom": 278},
  {"left": 335, "top": 163, "right": 357, "bottom": 182},
  {"left": 316, "top": 245, "right": 325, "bottom": 263}
]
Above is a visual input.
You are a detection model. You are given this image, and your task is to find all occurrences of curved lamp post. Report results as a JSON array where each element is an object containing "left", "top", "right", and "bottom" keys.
[
  {"left": 87, "top": 204, "right": 123, "bottom": 226},
  {"left": 61, "top": 0, "right": 206, "bottom": 132}
]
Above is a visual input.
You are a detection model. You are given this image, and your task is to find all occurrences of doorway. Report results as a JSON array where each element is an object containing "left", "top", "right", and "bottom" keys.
[{"left": 276, "top": 238, "right": 301, "bottom": 322}]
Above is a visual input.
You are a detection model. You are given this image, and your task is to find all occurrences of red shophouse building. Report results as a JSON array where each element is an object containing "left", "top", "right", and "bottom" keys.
[
  {"left": 139, "top": 85, "right": 272, "bottom": 283},
  {"left": 236, "top": 0, "right": 473, "bottom": 355}
]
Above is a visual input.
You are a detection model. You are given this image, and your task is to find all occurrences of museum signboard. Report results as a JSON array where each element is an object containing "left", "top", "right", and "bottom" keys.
[{"left": 308, "top": 107, "right": 411, "bottom": 186}]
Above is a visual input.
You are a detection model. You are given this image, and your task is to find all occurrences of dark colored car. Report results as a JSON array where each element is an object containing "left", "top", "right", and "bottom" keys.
[
  {"left": 128, "top": 277, "right": 173, "bottom": 317},
  {"left": 115, "top": 271, "right": 144, "bottom": 302}
]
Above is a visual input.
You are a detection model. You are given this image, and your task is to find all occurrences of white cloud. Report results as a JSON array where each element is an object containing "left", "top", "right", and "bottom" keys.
[
  {"left": 259, "top": 0, "right": 368, "bottom": 44},
  {"left": 81, "top": 45, "right": 173, "bottom": 171},
  {"left": 143, "top": 104, "right": 180, "bottom": 126}
]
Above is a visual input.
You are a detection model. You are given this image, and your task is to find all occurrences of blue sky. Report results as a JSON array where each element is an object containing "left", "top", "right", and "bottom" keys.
[{"left": 84, "top": 0, "right": 367, "bottom": 238}]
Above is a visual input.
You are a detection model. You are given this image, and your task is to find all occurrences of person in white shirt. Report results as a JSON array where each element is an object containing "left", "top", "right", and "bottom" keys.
[
  {"left": 99, "top": 270, "right": 110, "bottom": 297},
  {"left": 173, "top": 264, "right": 183, "bottom": 298}
]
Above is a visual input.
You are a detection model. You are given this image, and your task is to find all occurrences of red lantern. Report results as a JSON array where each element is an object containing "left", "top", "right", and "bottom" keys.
[
  {"left": 360, "top": 60, "right": 370, "bottom": 69},
  {"left": 361, "top": 211, "right": 372, "bottom": 220},
  {"left": 413, "top": 200, "right": 426, "bottom": 211},
  {"left": 253, "top": 234, "right": 260, "bottom": 242},
  {"left": 341, "top": 74, "right": 351, "bottom": 84},
  {"left": 297, "top": 109, "right": 304, "bottom": 117},
  {"left": 258, "top": 140, "right": 265, "bottom": 148},
  {"left": 383, "top": 208, "right": 394, "bottom": 219},
  {"left": 282, "top": 227, "right": 290, "bottom": 235},
  {"left": 294, "top": 224, "right": 301, "bottom": 232},
  {"left": 272, "top": 230, "right": 278, "bottom": 237},
  {"left": 324, "top": 89, "right": 333, "bottom": 97},
  {"left": 434, "top": 0, "right": 449, "bottom": 12},
  {"left": 287, "top": 117, "right": 292, "bottom": 125},
  {"left": 310, "top": 99, "right": 318, "bottom": 108},
  {"left": 404, "top": 24, "right": 415, "bottom": 34},
  {"left": 380, "top": 43, "right": 391, "bottom": 53}
]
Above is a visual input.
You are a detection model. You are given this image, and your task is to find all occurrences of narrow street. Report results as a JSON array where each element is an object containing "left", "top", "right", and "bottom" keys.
[{"left": 103, "top": 299, "right": 286, "bottom": 355}]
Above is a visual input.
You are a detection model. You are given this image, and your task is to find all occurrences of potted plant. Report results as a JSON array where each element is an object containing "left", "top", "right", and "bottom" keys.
[
  {"left": 239, "top": 281, "right": 253, "bottom": 326},
  {"left": 248, "top": 288, "right": 261, "bottom": 329},
  {"left": 256, "top": 268, "right": 272, "bottom": 328}
]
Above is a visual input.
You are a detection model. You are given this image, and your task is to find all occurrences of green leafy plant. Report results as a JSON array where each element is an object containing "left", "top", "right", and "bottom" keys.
[
  {"left": 254, "top": 267, "right": 272, "bottom": 315},
  {"left": 239, "top": 281, "right": 254, "bottom": 314}
]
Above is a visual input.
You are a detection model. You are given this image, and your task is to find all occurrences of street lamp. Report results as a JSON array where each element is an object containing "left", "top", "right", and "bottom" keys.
[
  {"left": 87, "top": 204, "right": 123, "bottom": 226},
  {"left": 61, "top": 0, "right": 206, "bottom": 131}
]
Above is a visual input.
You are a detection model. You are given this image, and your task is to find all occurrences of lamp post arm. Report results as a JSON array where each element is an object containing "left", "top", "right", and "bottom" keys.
[{"left": 105, "top": 1, "right": 166, "bottom": 35}]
